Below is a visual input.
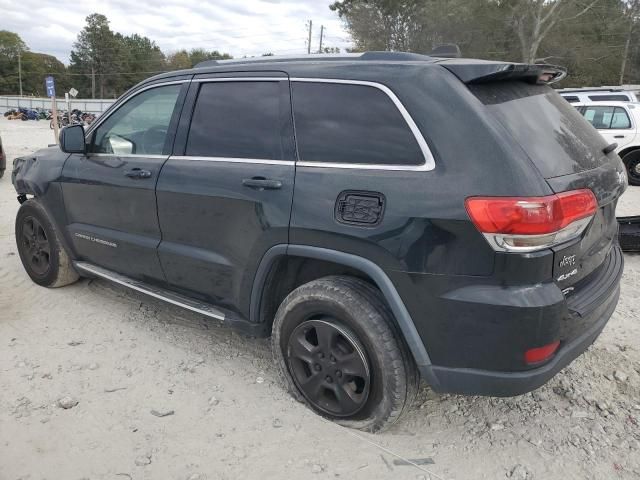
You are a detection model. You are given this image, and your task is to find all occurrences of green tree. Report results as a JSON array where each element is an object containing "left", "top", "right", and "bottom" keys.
[
  {"left": 20, "top": 52, "right": 70, "bottom": 96},
  {"left": 0, "top": 30, "right": 28, "bottom": 95},
  {"left": 116, "top": 33, "right": 166, "bottom": 91},
  {"left": 166, "top": 48, "right": 232, "bottom": 70},
  {"left": 69, "top": 13, "right": 121, "bottom": 98}
]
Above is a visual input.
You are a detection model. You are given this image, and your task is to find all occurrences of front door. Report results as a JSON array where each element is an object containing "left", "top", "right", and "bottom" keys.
[
  {"left": 61, "top": 82, "right": 187, "bottom": 282},
  {"left": 156, "top": 74, "right": 296, "bottom": 315}
]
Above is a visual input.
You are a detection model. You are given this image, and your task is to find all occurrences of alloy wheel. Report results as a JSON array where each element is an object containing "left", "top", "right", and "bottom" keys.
[
  {"left": 286, "top": 318, "right": 370, "bottom": 417},
  {"left": 21, "top": 216, "right": 51, "bottom": 276}
]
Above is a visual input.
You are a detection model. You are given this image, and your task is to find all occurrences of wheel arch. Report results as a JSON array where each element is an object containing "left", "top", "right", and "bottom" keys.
[
  {"left": 250, "top": 244, "right": 438, "bottom": 387},
  {"left": 618, "top": 145, "right": 640, "bottom": 161}
]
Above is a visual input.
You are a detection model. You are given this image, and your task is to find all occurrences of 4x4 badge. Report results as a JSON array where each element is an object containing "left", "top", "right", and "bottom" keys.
[{"left": 557, "top": 268, "right": 578, "bottom": 282}]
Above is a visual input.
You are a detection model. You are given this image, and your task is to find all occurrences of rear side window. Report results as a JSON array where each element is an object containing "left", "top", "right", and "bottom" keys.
[
  {"left": 292, "top": 82, "right": 424, "bottom": 166},
  {"left": 611, "top": 107, "right": 631, "bottom": 128},
  {"left": 588, "top": 94, "right": 629, "bottom": 102},
  {"left": 186, "top": 81, "right": 286, "bottom": 159},
  {"left": 470, "top": 82, "right": 607, "bottom": 178},
  {"left": 582, "top": 106, "right": 631, "bottom": 129}
]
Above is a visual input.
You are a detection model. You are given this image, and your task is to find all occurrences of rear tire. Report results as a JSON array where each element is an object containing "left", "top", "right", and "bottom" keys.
[
  {"left": 622, "top": 150, "right": 640, "bottom": 186},
  {"left": 15, "top": 199, "right": 79, "bottom": 288},
  {"left": 272, "top": 275, "right": 419, "bottom": 432}
]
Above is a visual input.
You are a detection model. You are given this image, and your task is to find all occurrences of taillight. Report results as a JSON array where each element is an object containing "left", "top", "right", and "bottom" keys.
[
  {"left": 524, "top": 341, "right": 560, "bottom": 364},
  {"left": 465, "top": 189, "right": 597, "bottom": 252}
]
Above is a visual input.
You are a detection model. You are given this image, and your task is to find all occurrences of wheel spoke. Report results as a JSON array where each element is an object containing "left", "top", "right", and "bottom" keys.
[
  {"left": 288, "top": 335, "right": 316, "bottom": 363},
  {"left": 300, "top": 372, "right": 326, "bottom": 398},
  {"left": 35, "top": 224, "right": 47, "bottom": 242},
  {"left": 23, "top": 219, "right": 34, "bottom": 238},
  {"left": 37, "top": 239, "right": 50, "bottom": 254},
  {"left": 337, "top": 352, "right": 368, "bottom": 378},
  {"left": 331, "top": 383, "right": 363, "bottom": 413},
  {"left": 315, "top": 323, "right": 336, "bottom": 352}
]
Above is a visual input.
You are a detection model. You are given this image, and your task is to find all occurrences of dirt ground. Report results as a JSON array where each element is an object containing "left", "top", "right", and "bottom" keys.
[{"left": 1, "top": 117, "right": 639, "bottom": 480}]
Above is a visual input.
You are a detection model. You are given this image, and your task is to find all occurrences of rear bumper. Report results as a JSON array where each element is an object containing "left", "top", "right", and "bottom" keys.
[
  {"left": 422, "top": 244, "right": 623, "bottom": 397},
  {"left": 425, "top": 285, "right": 618, "bottom": 396}
]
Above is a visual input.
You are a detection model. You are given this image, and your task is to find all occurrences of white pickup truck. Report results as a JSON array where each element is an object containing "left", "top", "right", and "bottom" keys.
[{"left": 575, "top": 101, "right": 640, "bottom": 186}]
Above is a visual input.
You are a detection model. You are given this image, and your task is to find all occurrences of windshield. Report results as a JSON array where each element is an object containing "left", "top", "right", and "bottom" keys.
[{"left": 470, "top": 82, "right": 608, "bottom": 178}]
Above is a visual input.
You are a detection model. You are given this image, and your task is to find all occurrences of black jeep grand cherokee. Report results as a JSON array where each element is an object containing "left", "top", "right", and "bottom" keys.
[{"left": 12, "top": 52, "right": 626, "bottom": 431}]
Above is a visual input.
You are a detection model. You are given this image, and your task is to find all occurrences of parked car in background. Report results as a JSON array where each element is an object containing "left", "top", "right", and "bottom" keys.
[
  {"left": 574, "top": 101, "right": 640, "bottom": 186},
  {"left": 559, "top": 88, "right": 639, "bottom": 103},
  {"left": 0, "top": 134, "right": 5, "bottom": 178},
  {"left": 12, "top": 53, "right": 627, "bottom": 431}
]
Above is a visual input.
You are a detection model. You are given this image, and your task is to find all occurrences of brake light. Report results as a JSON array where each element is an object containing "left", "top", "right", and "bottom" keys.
[
  {"left": 524, "top": 341, "right": 560, "bottom": 364},
  {"left": 465, "top": 189, "right": 597, "bottom": 252}
]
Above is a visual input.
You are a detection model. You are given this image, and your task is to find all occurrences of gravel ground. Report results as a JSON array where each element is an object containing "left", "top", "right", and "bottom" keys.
[{"left": 1, "top": 117, "right": 639, "bottom": 480}]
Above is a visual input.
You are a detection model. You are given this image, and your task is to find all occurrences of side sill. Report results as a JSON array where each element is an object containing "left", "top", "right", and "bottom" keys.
[{"left": 74, "top": 261, "right": 269, "bottom": 337}]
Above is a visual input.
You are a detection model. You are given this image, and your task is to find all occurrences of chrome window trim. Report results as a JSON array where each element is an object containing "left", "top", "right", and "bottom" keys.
[
  {"left": 290, "top": 77, "right": 436, "bottom": 172},
  {"left": 170, "top": 155, "right": 294, "bottom": 166},
  {"left": 87, "top": 153, "right": 168, "bottom": 159},
  {"left": 84, "top": 79, "right": 189, "bottom": 140},
  {"left": 193, "top": 77, "right": 287, "bottom": 83}
]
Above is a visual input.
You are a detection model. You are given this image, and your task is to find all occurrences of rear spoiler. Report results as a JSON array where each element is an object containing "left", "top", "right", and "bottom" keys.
[{"left": 440, "top": 62, "right": 567, "bottom": 85}]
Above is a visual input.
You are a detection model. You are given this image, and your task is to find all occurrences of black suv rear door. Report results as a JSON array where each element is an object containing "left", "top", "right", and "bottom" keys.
[
  {"left": 155, "top": 72, "right": 296, "bottom": 315},
  {"left": 61, "top": 80, "right": 189, "bottom": 282}
]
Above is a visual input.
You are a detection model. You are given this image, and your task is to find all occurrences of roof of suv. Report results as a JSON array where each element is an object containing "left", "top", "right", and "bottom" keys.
[
  {"left": 136, "top": 52, "right": 566, "bottom": 91},
  {"left": 573, "top": 101, "right": 640, "bottom": 108}
]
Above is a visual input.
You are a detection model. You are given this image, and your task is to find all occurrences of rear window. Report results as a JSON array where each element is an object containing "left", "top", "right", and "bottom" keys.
[{"left": 470, "top": 82, "right": 607, "bottom": 178}]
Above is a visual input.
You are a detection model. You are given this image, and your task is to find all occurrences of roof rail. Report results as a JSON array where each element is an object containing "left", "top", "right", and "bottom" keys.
[{"left": 193, "top": 51, "right": 441, "bottom": 69}]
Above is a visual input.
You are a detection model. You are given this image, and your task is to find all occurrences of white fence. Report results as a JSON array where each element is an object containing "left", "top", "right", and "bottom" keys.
[{"left": 0, "top": 96, "right": 115, "bottom": 114}]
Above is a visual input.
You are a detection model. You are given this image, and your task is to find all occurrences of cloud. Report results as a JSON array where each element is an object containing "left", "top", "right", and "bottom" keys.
[{"left": 0, "top": 0, "right": 351, "bottom": 63}]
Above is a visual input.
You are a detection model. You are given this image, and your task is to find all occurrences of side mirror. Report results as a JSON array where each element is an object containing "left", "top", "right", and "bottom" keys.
[{"left": 59, "top": 124, "right": 86, "bottom": 154}]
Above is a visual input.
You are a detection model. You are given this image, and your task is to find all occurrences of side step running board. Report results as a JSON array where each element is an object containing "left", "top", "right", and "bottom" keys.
[{"left": 73, "top": 261, "right": 269, "bottom": 337}]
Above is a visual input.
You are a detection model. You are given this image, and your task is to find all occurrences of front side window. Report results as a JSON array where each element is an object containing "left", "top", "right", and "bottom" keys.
[
  {"left": 185, "top": 81, "right": 286, "bottom": 160},
  {"left": 292, "top": 82, "right": 424, "bottom": 166},
  {"left": 582, "top": 106, "right": 631, "bottom": 129},
  {"left": 91, "top": 84, "right": 181, "bottom": 155}
]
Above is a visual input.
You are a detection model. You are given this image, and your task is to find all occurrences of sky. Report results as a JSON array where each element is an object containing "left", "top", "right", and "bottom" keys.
[{"left": 0, "top": 0, "right": 352, "bottom": 64}]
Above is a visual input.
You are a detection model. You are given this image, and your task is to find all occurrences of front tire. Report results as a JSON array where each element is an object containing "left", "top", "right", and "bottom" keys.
[
  {"left": 15, "top": 199, "right": 79, "bottom": 287},
  {"left": 272, "top": 276, "right": 419, "bottom": 432},
  {"left": 622, "top": 150, "right": 640, "bottom": 186}
]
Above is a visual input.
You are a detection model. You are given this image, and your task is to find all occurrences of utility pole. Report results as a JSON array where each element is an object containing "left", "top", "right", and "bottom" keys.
[
  {"left": 318, "top": 25, "right": 324, "bottom": 54},
  {"left": 307, "top": 20, "right": 313, "bottom": 54},
  {"left": 91, "top": 64, "right": 96, "bottom": 99},
  {"left": 17, "top": 49, "right": 23, "bottom": 97}
]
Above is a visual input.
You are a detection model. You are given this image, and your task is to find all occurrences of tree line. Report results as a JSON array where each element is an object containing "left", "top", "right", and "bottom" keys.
[
  {"left": 2, "top": 2, "right": 640, "bottom": 98},
  {"left": 0, "top": 14, "right": 232, "bottom": 98},
  {"left": 330, "top": 0, "right": 640, "bottom": 87}
]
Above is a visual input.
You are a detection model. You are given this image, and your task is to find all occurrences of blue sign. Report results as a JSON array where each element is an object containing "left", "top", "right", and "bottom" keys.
[{"left": 45, "top": 76, "right": 55, "bottom": 97}]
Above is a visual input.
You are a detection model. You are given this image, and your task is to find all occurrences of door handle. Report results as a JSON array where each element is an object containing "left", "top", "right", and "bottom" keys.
[
  {"left": 124, "top": 168, "right": 152, "bottom": 179},
  {"left": 614, "top": 135, "right": 625, "bottom": 138},
  {"left": 242, "top": 177, "right": 282, "bottom": 190}
]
